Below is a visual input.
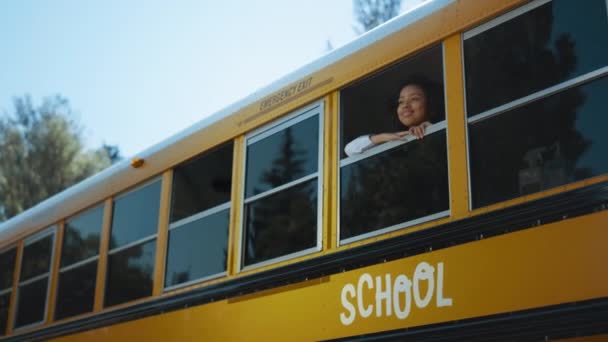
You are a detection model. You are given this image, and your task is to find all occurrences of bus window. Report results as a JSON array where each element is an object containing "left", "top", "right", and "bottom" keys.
[
  {"left": 104, "top": 180, "right": 161, "bottom": 307},
  {"left": 14, "top": 227, "right": 55, "bottom": 329},
  {"left": 242, "top": 103, "right": 323, "bottom": 268},
  {"left": 339, "top": 45, "right": 449, "bottom": 244},
  {"left": 165, "top": 142, "right": 233, "bottom": 290},
  {"left": 55, "top": 204, "right": 104, "bottom": 320},
  {"left": 0, "top": 246, "right": 16, "bottom": 335},
  {"left": 464, "top": 0, "right": 608, "bottom": 208}
]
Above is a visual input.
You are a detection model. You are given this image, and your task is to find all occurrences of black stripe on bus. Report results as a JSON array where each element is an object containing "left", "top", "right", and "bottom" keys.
[
  {"left": 323, "top": 298, "right": 608, "bottom": 341},
  {"left": 5, "top": 181, "right": 607, "bottom": 341}
]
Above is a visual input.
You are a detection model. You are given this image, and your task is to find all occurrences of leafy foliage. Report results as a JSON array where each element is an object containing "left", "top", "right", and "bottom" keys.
[
  {"left": 0, "top": 95, "right": 118, "bottom": 221},
  {"left": 353, "top": 0, "right": 401, "bottom": 33}
]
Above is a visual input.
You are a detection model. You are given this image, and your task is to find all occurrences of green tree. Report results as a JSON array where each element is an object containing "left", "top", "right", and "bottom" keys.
[
  {"left": 0, "top": 95, "right": 115, "bottom": 221},
  {"left": 353, "top": 0, "right": 401, "bottom": 33},
  {"left": 102, "top": 143, "right": 122, "bottom": 164}
]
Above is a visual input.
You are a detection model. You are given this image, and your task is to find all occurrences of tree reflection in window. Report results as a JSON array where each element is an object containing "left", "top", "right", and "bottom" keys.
[
  {"left": 243, "top": 111, "right": 320, "bottom": 267},
  {"left": 165, "top": 209, "right": 229, "bottom": 288},
  {"left": 104, "top": 239, "right": 155, "bottom": 307},
  {"left": 465, "top": 0, "right": 608, "bottom": 207},
  {"left": 469, "top": 78, "right": 606, "bottom": 207},
  {"left": 464, "top": 0, "right": 607, "bottom": 116},
  {"left": 341, "top": 132, "right": 449, "bottom": 241}
]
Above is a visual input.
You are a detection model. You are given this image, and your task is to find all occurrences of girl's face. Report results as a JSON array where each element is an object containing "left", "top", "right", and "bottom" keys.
[{"left": 397, "top": 84, "right": 428, "bottom": 127}]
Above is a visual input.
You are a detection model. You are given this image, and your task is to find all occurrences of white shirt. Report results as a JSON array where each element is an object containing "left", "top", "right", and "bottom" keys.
[{"left": 344, "top": 135, "right": 375, "bottom": 157}]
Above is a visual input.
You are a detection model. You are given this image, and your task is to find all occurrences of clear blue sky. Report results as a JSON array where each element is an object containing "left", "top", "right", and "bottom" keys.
[{"left": 0, "top": 0, "right": 424, "bottom": 157}]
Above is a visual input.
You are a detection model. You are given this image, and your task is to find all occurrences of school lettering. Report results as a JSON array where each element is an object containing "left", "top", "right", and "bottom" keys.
[{"left": 340, "top": 261, "right": 452, "bottom": 326}]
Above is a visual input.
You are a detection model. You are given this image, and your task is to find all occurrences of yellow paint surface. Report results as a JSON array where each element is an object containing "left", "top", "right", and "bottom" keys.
[{"left": 51, "top": 211, "right": 607, "bottom": 341}]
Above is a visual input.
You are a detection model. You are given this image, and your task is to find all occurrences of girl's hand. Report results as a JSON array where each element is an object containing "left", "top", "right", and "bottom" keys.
[{"left": 408, "top": 121, "right": 431, "bottom": 139}]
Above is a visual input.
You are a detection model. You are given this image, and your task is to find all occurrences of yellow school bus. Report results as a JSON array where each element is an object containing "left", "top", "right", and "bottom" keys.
[{"left": 1, "top": 0, "right": 607, "bottom": 340}]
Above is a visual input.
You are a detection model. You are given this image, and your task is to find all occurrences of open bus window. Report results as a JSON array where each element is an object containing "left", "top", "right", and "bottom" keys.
[
  {"left": 0, "top": 246, "right": 16, "bottom": 336},
  {"left": 55, "top": 204, "right": 103, "bottom": 320},
  {"left": 241, "top": 103, "right": 323, "bottom": 268},
  {"left": 105, "top": 180, "right": 160, "bottom": 307},
  {"left": 14, "top": 227, "right": 55, "bottom": 329},
  {"left": 165, "top": 142, "right": 233, "bottom": 290},
  {"left": 464, "top": 0, "right": 608, "bottom": 208},
  {"left": 339, "top": 45, "right": 449, "bottom": 244},
  {"left": 340, "top": 45, "right": 445, "bottom": 159}
]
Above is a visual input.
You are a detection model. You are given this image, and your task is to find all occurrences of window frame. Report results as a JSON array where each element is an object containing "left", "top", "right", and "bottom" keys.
[
  {"left": 0, "top": 245, "right": 17, "bottom": 336},
  {"left": 13, "top": 226, "right": 56, "bottom": 331},
  {"left": 337, "top": 43, "right": 451, "bottom": 246},
  {"left": 107, "top": 178, "right": 162, "bottom": 251},
  {"left": 0, "top": 285, "right": 11, "bottom": 298},
  {"left": 462, "top": 0, "right": 608, "bottom": 210},
  {"left": 107, "top": 178, "right": 161, "bottom": 255},
  {"left": 103, "top": 177, "right": 161, "bottom": 308},
  {"left": 0, "top": 290, "right": 11, "bottom": 306},
  {"left": 238, "top": 100, "right": 325, "bottom": 271},
  {"left": 55, "top": 203, "right": 104, "bottom": 321},
  {"left": 59, "top": 203, "right": 104, "bottom": 268},
  {"left": 0, "top": 245, "right": 17, "bottom": 295},
  {"left": 163, "top": 196, "right": 231, "bottom": 291}
]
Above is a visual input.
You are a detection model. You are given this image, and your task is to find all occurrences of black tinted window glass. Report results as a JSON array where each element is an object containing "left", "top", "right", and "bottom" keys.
[
  {"left": 110, "top": 181, "right": 161, "bottom": 249},
  {"left": 15, "top": 278, "right": 48, "bottom": 328},
  {"left": 104, "top": 240, "right": 155, "bottom": 307},
  {"left": 340, "top": 45, "right": 445, "bottom": 158},
  {"left": 244, "top": 179, "right": 317, "bottom": 266},
  {"left": 165, "top": 209, "right": 229, "bottom": 287},
  {"left": 20, "top": 235, "right": 53, "bottom": 281},
  {"left": 171, "top": 142, "right": 233, "bottom": 222},
  {"left": 0, "top": 293, "right": 10, "bottom": 336},
  {"left": 0, "top": 248, "right": 16, "bottom": 290},
  {"left": 55, "top": 261, "right": 97, "bottom": 320},
  {"left": 61, "top": 205, "right": 103, "bottom": 267},
  {"left": 464, "top": 0, "right": 608, "bottom": 116},
  {"left": 340, "top": 132, "right": 449, "bottom": 240},
  {"left": 245, "top": 115, "right": 319, "bottom": 197},
  {"left": 0, "top": 293, "right": 9, "bottom": 336},
  {"left": 469, "top": 76, "right": 608, "bottom": 208}
]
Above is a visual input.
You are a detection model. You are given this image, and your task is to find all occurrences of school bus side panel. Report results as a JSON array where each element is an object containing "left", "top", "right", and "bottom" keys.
[{"left": 51, "top": 211, "right": 608, "bottom": 341}]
